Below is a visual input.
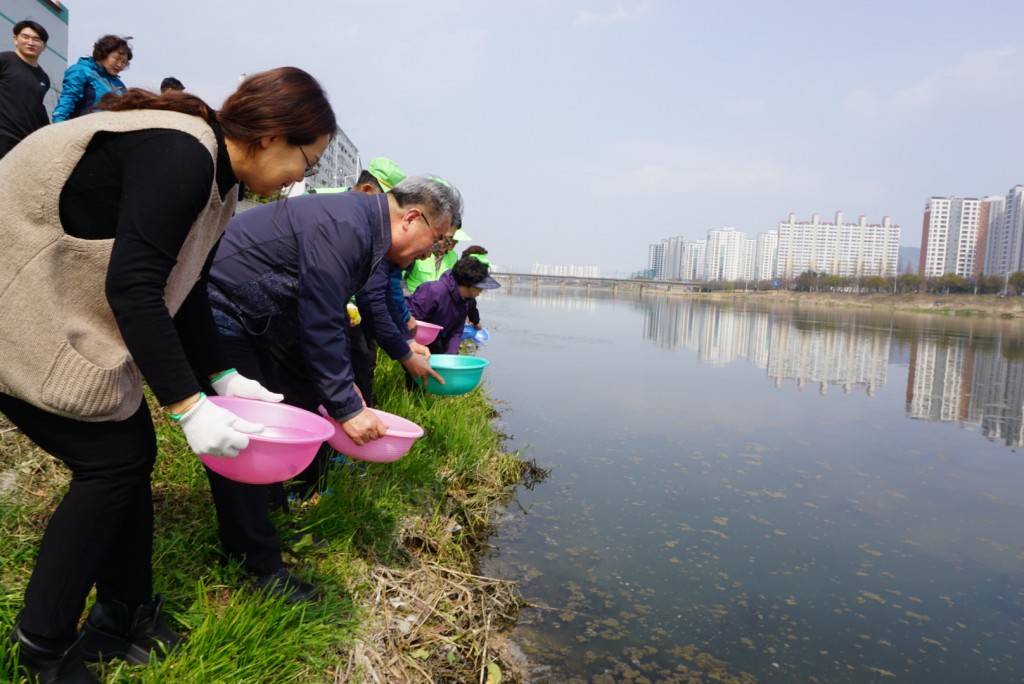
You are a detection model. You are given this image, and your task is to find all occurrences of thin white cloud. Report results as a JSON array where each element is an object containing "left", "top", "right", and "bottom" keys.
[
  {"left": 594, "top": 140, "right": 823, "bottom": 199},
  {"left": 845, "top": 48, "right": 1023, "bottom": 118},
  {"left": 573, "top": 1, "right": 652, "bottom": 28}
]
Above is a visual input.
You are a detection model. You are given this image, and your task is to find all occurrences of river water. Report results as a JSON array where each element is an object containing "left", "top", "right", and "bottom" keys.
[{"left": 474, "top": 287, "right": 1024, "bottom": 683}]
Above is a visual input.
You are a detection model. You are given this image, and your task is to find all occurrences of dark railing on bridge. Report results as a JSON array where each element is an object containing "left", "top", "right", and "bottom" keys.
[{"left": 490, "top": 272, "right": 701, "bottom": 293}]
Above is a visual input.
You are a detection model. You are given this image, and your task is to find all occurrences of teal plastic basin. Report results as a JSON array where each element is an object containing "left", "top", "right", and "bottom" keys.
[{"left": 418, "top": 354, "right": 489, "bottom": 396}]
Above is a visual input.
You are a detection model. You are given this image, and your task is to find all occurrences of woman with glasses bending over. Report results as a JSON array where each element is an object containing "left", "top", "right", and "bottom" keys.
[
  {"left": 0, "top": 66, "right": 335, "bottom": 683},
  {"left": 52, "top": 34, "right": 133, "bottom": 122}
]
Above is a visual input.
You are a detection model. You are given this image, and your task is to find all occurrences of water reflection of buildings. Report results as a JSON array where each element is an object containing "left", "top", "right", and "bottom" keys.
[
  {"left": 644, "top": 299, "right": 888, "bottom": 393},
  {"left": 501, "top": 286, "right": 600, "bottom": 312},
  {"left": 642, "top": 298, "right": 1024, "bottom": 447},
  {"left": 907, "top": 333, "right": 1024, "bottom": 447}
]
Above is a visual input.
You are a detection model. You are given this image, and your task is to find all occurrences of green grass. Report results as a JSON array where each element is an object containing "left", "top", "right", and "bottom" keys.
[{"left": 0, "top": 351, "right": 524, "bottom": 683}]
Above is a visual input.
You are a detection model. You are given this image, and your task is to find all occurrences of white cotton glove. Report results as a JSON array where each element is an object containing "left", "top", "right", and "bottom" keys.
[
  {"left": 211, "top": 369, "right": 284, "bottom": 403},
  {"left": 176, "top": 395, "right": 265, "bottom": 458}
]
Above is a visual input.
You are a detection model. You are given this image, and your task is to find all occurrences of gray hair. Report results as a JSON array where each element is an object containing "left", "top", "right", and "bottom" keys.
[{"left": 391, "top": 175, "right": 464, "bottom": 229}]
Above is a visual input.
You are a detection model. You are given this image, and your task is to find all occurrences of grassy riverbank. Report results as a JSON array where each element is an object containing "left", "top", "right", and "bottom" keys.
[
  {"left": 0, "top": 357, "right": 529, "bottom": 683},
  {"left": 680, "top": 289, "right": 1024, "bottom": 319}
]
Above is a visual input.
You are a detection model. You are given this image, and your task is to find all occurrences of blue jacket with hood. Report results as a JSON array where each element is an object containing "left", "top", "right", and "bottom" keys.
[
  {"left": 52, "top": 56, "right": 127, "bottom": 122},
  {"left": 208, "top": 192, "right": 390, "bottom": 422},
  {"left": 355, "top": 258, "right": 414, "bottom": 363}
]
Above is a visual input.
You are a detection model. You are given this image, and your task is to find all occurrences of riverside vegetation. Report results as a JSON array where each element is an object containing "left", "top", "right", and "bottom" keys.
[
  {"left": 0, "top": 354, "right": 533, "bottom": 683},
  {"left": 692, "top": 289, "right": 1024, "bottom": 319}
]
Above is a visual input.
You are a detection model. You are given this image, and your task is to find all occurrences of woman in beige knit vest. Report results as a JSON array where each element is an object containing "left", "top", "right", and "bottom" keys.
[{"left": 0, "top": 67, "right": 336, "bottom": 684}]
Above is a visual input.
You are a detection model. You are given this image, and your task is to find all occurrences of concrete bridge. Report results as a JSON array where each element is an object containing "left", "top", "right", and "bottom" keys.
[{"left": 490, "top": 272, "right": 701, "bottom": 294}]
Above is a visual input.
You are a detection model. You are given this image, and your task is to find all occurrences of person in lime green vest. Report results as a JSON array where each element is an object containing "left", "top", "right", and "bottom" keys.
[{"left": 404, "top": 225, "right": 472, "bottom": 293}]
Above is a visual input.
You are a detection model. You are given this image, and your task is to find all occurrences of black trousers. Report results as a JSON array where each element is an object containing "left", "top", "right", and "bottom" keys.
[
  {"left": 0, "top": 393, "right": 155, "bottom": 642},
  {"left": 349, "top": 323, "right": 379, "bottom": 409},
  {"left": 205, "top": 336, "right": 332, "bottom": 576}
]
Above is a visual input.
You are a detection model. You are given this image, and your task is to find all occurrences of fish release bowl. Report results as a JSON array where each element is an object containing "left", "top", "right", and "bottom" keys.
[
  {"left": 319, "top": 406, "right": 425, "bottom": 463},
  {"left": 461, "top": 324, "right": 490, "bottom": 344},
  {"left": 199, "top": 396, "right": 334, "bottom": 484},
  {"left": 416, "top": 354, "right": 490, "bottom": 396},
  {"left": 413, "top": 321, "right": 443, "bottom": 345}
]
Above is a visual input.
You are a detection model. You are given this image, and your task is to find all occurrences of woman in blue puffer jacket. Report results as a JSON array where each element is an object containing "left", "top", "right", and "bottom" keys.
[{"left": 52, "top": 34, "right": 131, "bottom": 122}]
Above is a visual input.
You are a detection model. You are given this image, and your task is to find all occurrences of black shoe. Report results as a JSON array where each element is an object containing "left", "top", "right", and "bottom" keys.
[
  {"left": 256, "top": 568, "right": 320, "bottom": 603},
  {"left": 10, "top": 626, "right": 100, "bottom": 684},
  {"left": 78, "top": 595, "right": 184, "bottom": 665}
]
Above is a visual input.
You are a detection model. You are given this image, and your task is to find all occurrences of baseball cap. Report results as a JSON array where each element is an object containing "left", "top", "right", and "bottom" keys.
[
  {"left": 367, "top": 157, "right": 406, "bottom": 192},
  {"left": 452, "top": 227, "right": 472, "bottom": 241}
]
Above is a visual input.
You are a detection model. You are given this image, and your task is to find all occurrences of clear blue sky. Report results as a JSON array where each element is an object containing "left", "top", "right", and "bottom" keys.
[{"left": 58, "top": 1, "right": 1024, "bottom": 275}]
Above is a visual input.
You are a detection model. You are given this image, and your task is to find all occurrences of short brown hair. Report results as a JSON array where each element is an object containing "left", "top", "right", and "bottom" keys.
[
  {"left": 218, "top": 67, "right": 337, "bottom": 152},
  {"left": 92, "top": 34, "right": 133, "bottom": 63},
  {"left": 98, "top": 68, "right": 337, "bottom": 159}
]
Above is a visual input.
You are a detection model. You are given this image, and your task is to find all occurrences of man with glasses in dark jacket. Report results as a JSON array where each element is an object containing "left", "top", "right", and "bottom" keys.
[{"left": 204, "top": 176, "right": 462, "bottom": 602}]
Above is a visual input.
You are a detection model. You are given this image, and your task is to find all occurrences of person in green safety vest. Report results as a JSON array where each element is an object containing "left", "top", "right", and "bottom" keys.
[{"left": 404, "top": 225, "right": 472, "bottom": 293}]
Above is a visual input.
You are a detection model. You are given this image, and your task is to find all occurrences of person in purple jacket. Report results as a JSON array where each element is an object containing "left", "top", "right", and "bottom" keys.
[{"left": 406, "top": 254, "right": 500, "bottom": 355}]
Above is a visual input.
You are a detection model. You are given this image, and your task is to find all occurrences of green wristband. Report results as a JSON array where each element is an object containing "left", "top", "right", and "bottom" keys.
[{"left": 169, "top": 392, "right": 206, "bottom": 421}]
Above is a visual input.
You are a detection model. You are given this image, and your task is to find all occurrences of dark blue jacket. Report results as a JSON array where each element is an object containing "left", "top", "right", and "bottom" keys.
[
  {"left": 208, "top": 192, "right": 390, "bottom": 421},
  {"left": 406, "top": 270, "right": 470, "bottom": 355},
  {"left": 355, "top": 258, "right": 414, "bottom": 362}
]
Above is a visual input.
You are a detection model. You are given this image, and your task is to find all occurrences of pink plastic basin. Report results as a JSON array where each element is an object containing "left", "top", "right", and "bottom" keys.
[
  {"left": 319, "top": 406, "right": 424, "bottom": 463},
  {"left": 199, "top": 396, "right": 334, "bottom": 484},
  {"left": 413, "top": 321, "right": 443, "bottom": 345}
]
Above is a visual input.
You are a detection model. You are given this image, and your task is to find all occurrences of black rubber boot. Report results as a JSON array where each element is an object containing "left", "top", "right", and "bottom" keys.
[
  {"left": 78, "top": 595, "right": 184, "bottom": 665},
  {"left": 9, "top": 626, "right": 100, "bottom": 684}
]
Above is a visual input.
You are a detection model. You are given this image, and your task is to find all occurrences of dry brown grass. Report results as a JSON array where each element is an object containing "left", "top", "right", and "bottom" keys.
[{"left": 339, "top": 555, "right": 524, "bottom": 684}]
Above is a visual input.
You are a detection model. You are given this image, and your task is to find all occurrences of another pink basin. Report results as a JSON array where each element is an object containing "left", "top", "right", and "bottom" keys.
[
  {"left": 319, "top": 406, "right": 425, "bottom": 463},
  {"left": 199, "top": 396, "right": 334, "bottom": 484},
  {"left": 413, "top": 321, "right": 443, "bottom": 345}
]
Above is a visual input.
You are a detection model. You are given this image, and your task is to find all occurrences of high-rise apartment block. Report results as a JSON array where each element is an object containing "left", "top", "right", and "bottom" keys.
[
  {"left": 776, "top": 212, "right": 899, "bottom": 279},
  {"left": 649, "top": 213, "right": 898, "bottom": 283},
  {"left": 920, "top": 197, "right": 982, "bottom": 279},
  {"left": 983, "top": 186, "right": 1024, "bottom": 279}
]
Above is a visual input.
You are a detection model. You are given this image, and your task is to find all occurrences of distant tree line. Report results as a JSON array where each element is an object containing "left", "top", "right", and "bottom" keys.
[{"left": 635, "top": 270, "right": 1024, "bottom": 295}]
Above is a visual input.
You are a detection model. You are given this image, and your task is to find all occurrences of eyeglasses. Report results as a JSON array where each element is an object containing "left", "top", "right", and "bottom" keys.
[
  {"left": 420, "top": 213, "right": 453, "bottom": 252},
  {"left": 298, "top": 145, "right": 320, "bottom": 178},
  {"left": 109, "top": 54, "right": 130, "bottom": 66}
]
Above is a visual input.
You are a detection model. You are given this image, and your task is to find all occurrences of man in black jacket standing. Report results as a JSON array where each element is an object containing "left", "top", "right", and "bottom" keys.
[{"left": 0, "top": 19, "right": 51, "bottom": 159}]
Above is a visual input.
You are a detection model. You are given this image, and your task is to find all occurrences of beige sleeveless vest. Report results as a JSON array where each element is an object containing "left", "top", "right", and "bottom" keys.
[{"left": 0, "top": 110, "right": 237, "bottom": 421}]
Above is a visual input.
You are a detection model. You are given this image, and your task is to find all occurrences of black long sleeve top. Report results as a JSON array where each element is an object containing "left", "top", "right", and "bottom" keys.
[{"left": 57, "top": 123, "right": 236, "bottom": 405}]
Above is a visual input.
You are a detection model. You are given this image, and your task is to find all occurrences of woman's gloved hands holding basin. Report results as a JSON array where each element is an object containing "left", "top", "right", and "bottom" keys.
[{"left": 173, "top": 369, "right": 283, "bottom": 458}]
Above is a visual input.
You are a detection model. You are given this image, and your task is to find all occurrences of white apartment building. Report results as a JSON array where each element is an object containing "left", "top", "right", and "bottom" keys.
[
  {"left": 983, "top": 186, "right": 1024, "bottom": 278},
  {"left": 681, "top": 240, "right": 707, "bottom": 281},
  {"left": 920, "top": 197, "right": 982, "bottom": 279},
  {"left": 648, "top": 243, "right": 665, "bottom": 279},
  {"left": 305, "top": 127, "right": 360, "bottom": 190},
  {"left": 705, "top": 227, "right": 751, "bottom": 281},
  {"left": 776, "top": 212, "right": 900, "bottom": 279},
  {"left": 754, "top": 231, "right": 778, "bottom": 281},
  {"left": 661, "top": 236, "right": 686, "bottom": 280}
]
